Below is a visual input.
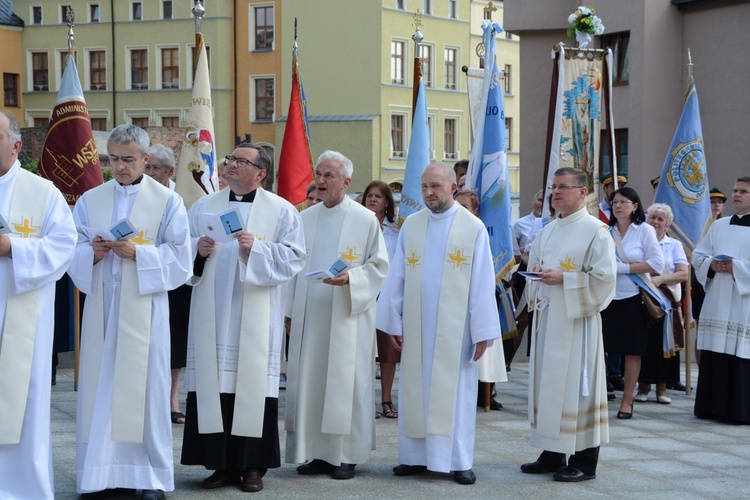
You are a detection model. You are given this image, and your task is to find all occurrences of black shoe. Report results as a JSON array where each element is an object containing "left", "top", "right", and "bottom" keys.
[
  {"left": 520, "top": 458, "right": 567, "bottom": 474},
  {"left": 667, "top": 382, "right": 686, "bottom": 391},
  {"left": 609, "top": 377, "right": 625, "bottom": 391},
  {"left": 141, "top": 490, "right": 164, "bottom": 500},
  {"left": 553, "top": 466, "right": 595, "bottom": 482},
  {"left": 241, "top": 469, "right": 263, "bottom": 492},
  {"left": 331, "top": 463, "right": 356, "bottom": 480},
  {"left": 452, "top": 469, "right": 476, "bottom": 485},
  {"left": 393, "top": 464, "right": 427, "bottom": 476},
  {"left": 607, "top": 393, "right": 616, "bottom": 401},
  {"left": 201, "top": 470, "right": 240, "bottom": 489},
  {"left": 81, "top": 488, "right": 136, "bottom": 500},
  {"left": 606, "top": 379, "right": 614, "bottom": 392},
  {"left": 296, "top": 459, "right": 334, "bottom": 475},
  {"left": 477, "top": 398, "right": 503, "bottom": 411}
]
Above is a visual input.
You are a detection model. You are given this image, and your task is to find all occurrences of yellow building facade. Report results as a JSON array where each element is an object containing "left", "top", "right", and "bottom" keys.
[
  {"left": 0, "top": 4, "right": 25, "bottom": 125},
  {"left": 17, "top": 0, "right": 234, "bottom": 153}
]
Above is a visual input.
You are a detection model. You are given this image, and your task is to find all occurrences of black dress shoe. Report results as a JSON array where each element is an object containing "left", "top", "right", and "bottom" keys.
[
  {"left": 607, "top": 393, "right": 616, "bottom": 401},
  {"left": 81, "top": 488, "right": 136, "bottom": 499},
  {"left": 141, "top": 490, "right": 164, "bottom": 500},
  {"left": 241, "top": 469, "right": 263, "bottom": 492},
  {"left": 452, "top": 469, "right": 476, "bottom": 485},
  {"left": 553, "top": 466, "right": 595, "bottom": 482},
  {"left": 520, "top": 458, "right": 567, "bottom": 474},
  {"left": 201, "top": 470, "right": 240, "bottom": 489},
  {"left": 667, "top": 382, "right": 686, "bottom": 391},
  {"left": 393, "top": 464, "right": 427, "bottom": 476},
  {"left": 331, "top": 463, "right": 356, "bottom": 480},
  {"left": 296, "top": 459, "right": 334, "bottom": 475},
  {"left": 606, "top": 379, "right": 614, "bottom": 392},
  {"left": 609, "top": 377, "right": 625, "bottom": 391},
  {"left": 477, "top": 398, "right": 504, "bottom": 410}
]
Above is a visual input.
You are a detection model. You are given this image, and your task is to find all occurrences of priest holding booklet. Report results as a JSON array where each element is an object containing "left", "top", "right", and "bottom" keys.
[{"left": 181, "top": 142, "right": 306, "bottom": 493}]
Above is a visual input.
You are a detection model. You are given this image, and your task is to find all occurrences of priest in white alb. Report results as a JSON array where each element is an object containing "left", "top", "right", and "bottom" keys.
[
  {"left": 0, "top": 111, "right": 77, "bottom": 499},
  {"left": 68, "top": 125, "right": 192, "bottom": 500},
  {"left": 285, "top": 150, "right": 388, "bottom": 480},
  {"left": 522, "top": 167, "right": 616, "bottom": 482},
  {"left": 693, "top": 177, "right": 750, "bottom": 424},
  {"left": 376, "top": 163, "right": 501, "bottom": 485},
  {"left": 181, "top": 143, "right": 306, "bottom": 493}
]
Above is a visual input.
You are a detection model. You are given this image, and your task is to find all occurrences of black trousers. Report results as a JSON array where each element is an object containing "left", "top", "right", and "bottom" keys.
[{"left": 538, "top": 447, "right": 599, "bottom": 475}]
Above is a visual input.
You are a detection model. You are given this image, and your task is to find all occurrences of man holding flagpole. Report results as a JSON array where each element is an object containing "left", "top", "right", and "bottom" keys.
[{"left": 0, "top": 110, "right": 77, "bottom": 499}]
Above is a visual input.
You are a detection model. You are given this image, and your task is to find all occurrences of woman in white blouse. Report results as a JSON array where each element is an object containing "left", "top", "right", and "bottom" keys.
[
  {"left": 601, "top": 188, "right": 664, "bottom": 419},
  {"left": 635, "top": 203, "right": 689, "bottom": 404}
]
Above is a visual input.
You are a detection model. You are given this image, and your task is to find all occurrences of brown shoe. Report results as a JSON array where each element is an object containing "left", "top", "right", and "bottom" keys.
[
  {"left": 241, "top": 469, "right": 264, "bottom": 492},
  {"left": 201, "top": 470, "right": 240, "bottom": 489}
]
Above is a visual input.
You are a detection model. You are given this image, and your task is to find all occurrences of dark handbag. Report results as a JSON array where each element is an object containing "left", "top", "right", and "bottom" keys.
[{"left": 641, "top": 288, "right": 665, "bottom": 324}]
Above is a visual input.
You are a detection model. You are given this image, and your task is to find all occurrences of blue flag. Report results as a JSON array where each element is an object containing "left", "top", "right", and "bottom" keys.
[
  {"left": 398, "top": 80, "right": 430, "bottom": 225},
  {"left": 467, "top": 21, "right": 515, "bottom": 283},
  {"left": 654, "top": 78, "right": 711, "bottom": 256}
]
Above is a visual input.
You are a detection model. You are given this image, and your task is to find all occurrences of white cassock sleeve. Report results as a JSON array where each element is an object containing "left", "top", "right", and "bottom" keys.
[
  {"left": 468, "top": 225, "right": 502, "bottom": 345},
  {"left": 344, "top": 218, "right": 389, "bottom": 317},
  {"left": 561, "top": 227, "right": 617, "bottom": 319}
]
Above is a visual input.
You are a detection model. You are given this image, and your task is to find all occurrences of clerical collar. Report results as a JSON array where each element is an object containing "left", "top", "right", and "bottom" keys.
[
  {"left": 230, "top": 189, "right": 257, "bottom": 203},
  {"left": 730, "top": 213, "right": 750, "bottom": 226},
  {"left": 118, "top": 174, "right": 144, "bottom": 187}
]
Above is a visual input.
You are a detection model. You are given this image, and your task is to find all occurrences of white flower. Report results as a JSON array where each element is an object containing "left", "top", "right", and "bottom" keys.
[
  {"left": 578, "top": 6, "right": 591, "bottom": 15},
  {"left": 568, "top": 13, "right": 577, "bottom": 24}
]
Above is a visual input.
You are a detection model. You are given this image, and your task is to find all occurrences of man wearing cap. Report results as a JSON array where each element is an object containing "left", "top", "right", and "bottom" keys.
[{"left": 598, "top": 174, "right": 627, "bottom": 224}]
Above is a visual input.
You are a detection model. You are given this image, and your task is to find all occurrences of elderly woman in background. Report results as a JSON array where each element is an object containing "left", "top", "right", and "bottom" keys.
[
  {"left": 601, "top": 187, "right": 664, "bottom": 419},
  {"left": 635, "top": 204, "right": 688, "bottom": 404},
  {"left": 362, "top": 180, "right": 400, "bottom": 418}
]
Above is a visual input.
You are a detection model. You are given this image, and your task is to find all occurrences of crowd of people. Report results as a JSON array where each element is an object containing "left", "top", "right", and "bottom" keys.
[{"left": 1, "top": 108, "right": 748, "bottom": 499}]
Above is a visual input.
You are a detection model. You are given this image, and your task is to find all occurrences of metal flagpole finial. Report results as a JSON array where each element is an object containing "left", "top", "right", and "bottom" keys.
[
  {"left": 412, "top": 9, "right": 423, "bottom": 47},
  {"left": 192, "top": 0, "right": 205, "bottom": 33},
  {"left": 484, "top": 2, "right": 497, "bottom": 21},
  {"left": 687, "top": 48, "right": 693, "bottom": 79},
  {"left": 293, "top": 18, "right": 298, "bottom": 59},
  {"left": 66, "top": 6, "right": 75, "bottom": 54}
]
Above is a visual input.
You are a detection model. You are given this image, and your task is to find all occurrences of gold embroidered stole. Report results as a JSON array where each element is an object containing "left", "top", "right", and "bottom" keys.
[
  {"left": 0, "top": 169, "right": 52, "bottom": 445},
  {"left": 402, "top": 207, "right": 478, "bottom": 438},
  {"left": 191, "top": 188, "right": 282, "bottom": 437},
  {"left": 80, "top": 177, "right": 171, "bottom": 443}
]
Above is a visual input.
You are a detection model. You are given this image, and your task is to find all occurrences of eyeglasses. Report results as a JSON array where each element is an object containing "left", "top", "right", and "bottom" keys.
[
  {"left": 611, "top": 200, "right": 634, "bottom": 206},
  {"left": 548, "top": 184, "right": 583, "bottom": 191},
  {"left": 225, "top": 155, "right": 262, "bottom": 169},
  {"left": 108, "top": 154, "right": 138, "bottom": 164}
]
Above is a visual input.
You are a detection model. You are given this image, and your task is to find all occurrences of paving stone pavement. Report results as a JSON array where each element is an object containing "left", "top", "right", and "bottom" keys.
[{"left": 50, "top": 352, "right": 749, "bottom": 499}]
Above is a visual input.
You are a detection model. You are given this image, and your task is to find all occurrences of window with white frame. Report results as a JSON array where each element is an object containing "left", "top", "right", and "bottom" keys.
[
  {"left": 90, "top": 4, "right": 100, "bottom": 23},
  {"left": 60, "top": 5, "right": 72, "bottom": 23},
  {"left": 251, "top": 76, "right": 274, "bottom": 121},
  {"left": 420, "top": 44, "right": 433, "bottom": 87},
  {"left": 252, "top": 4, "right": 274, "bottom": 51},
  {"left": 449, "top": 0, "right": 457, "bottom": 19},
  {"left": 423, "top": 0, "right": 432, "bottom": 15},
  {"left": 396, "top": 0, "right": 404, "bottom": 10},
  {"left": 427, "top": 115, "right": 435, "bottom": 159},
  {"left": 32, "top": 5, "right": 42, "bottom": 24},
  {"left": 90, "top": 117, "right": 107, "bottom": 131},
  {"left": 505, "top": 117, "right": 512, "bottom": 151},
  {"left": 161, "top": 47, "right": 179, "bottom": 89},
  {"left": 444, "top": 118, "right": 457, "bottom": 159},
  {"left": 89, "top": 50, "right": 106, "bottom": 90},
  {"left": 390, "top": 113, "right": 406, "bottom": 158},
  {"left": 503, "top": 64, "right": 512, "bottom": 94},
  {"left": 129, "top": 48, "right": 148, "bottom": 89},
  {"left": 391, "top": 39, "right": 405, "bottom": 85},
  {"left": 132, "top": 1, "right": 142, "bottom": 21},
  {"left": 31, "top": 51, "right": 49, "bottom": 91},
  {"left": 445, "top": 47, "right": 457, "bottom": 90},
  {"left": 162, "top": 0, "right": 173, "bottom": 19}
]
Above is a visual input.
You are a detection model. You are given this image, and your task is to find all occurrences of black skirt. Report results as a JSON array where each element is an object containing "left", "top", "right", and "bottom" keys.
[
  {"left": 181, "top": 393, "right": 281, "bottom": 470},
  {"left": 601, "top": 294, "right": 648, "bottom": 356},
  {"left": 168, "top": 284, "right": 192, "bottom": 369},
  {"left": 638, "top": 318, "right": 679, "bottom": 384},
  {"left": 695, "top": 351, "right": 750, "bottom": 424}
]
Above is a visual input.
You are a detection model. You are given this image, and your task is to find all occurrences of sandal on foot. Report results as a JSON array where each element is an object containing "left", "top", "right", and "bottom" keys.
[
  {"left": 171, "top": 411, "right": 186, "bottom": 424},
  {"left": 616, "top": 403, "right": 633, "bottom": 420},
  {"left": 382, "top": 402, "right": 398, "bottom": 419}
]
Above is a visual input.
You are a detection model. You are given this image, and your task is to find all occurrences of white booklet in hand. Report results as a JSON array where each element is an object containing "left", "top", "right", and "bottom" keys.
[
  {"left": 197, "top": 208, "right": 245, "bottom": 243},
  {"left": 89, "top": 218, "right": 138, "bottom": 241},
  {"left": 304, "top": 256, "right": 351, "bottom": 283},
  {"left": 0, "top": 213, "right": 10, "bottom": 235}
]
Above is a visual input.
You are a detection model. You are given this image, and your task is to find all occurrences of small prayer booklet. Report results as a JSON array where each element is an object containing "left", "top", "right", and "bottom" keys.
[
  {"left": 304, "top": 257, "right": 351, "bottom": 283},
  {"left": 713, "top": 254, "right": 733, "bottom": 261},
  {"left": 197, "top": 208, "right": 245, "bottom": 243},
  {"left": 519, "top": 271, "right": 543, "bottom": 281},
  {"left": 90, "top": 218, "right": 138, "bottom": 241},
  {"left": 0, "top": 214, "right": 10, "bottom": 235}
]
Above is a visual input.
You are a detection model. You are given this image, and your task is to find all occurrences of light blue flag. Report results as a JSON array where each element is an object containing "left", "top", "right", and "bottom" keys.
[
  {"left": 654, "top": 78, "right": 711, "bottom": 256},
  {"left": 467, "top": 21, "right": 515, "bottom": 284},
  {"left": 398, "top": 80, "right": 430, "bottom": 225}
]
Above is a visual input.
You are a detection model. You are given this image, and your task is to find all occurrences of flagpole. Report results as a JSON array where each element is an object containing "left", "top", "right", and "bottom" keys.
[
  {"left": 411, "top": 10, "right": 423, "bottom": 121},
  {"left": 192, "top": 1, "right": 205, "bottom": 78},
  {"left": 684, "top": 48, "right": 694, "bottom": 395}
]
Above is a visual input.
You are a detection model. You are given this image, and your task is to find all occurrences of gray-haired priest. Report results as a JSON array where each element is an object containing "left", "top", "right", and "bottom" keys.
[
  {"left": 376, "top": 162, "right": 501, "bottom": 485},
  {"left": 0, "top": 111, "right": 77, "bottom": 499},
  {"left": 285, "top": 150, "right": 389, "bottom": 480},
  {"left": 69, "top": 124, "right": 192, "bottom": 500},
  {"left": 181, "top": 142, "right": 306, "bottom": 493},
  {"left": 522, "top": 167, "right": 616, "bottom": 482}
]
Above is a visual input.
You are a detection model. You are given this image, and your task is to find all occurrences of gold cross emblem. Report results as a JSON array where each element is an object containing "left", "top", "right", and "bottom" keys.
[
  {"left": 559, "top": 257, "right": 578, "bottom": 272},
  {"left": 131, "top": 230, "right": 152, "bottom": 246},
  {"left": 448, "top": 249, "right": 469, "bottom": 269},
  {"left": 13, "top": 218, "right": 39, "bottom": 238},
  {"left": 406, "top": 251, "right": 421, "bottom": 270},
  {"left": 340, "top": 247, "right": 360, "bottom": 266}
]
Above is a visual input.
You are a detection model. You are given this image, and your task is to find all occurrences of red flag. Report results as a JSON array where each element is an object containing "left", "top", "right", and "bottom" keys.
[
  {"left": 39, "top": 54, "right": 103, "bottom": 205},
  {"left": 277, "top": 45, "right": 313, "bottom": 206}
]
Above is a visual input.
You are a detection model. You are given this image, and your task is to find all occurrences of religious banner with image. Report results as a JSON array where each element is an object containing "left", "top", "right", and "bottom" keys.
[{"left": 543, "top": 44, "right": 616, "bottom": 219}]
